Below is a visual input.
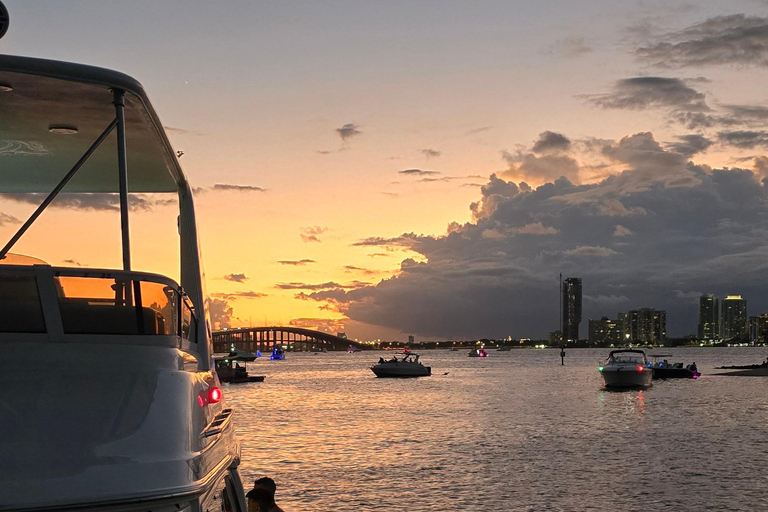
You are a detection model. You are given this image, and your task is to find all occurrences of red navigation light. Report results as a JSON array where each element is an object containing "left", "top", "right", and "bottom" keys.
[
  {"left": 637, "top": 365, "right": 644, "bottom": 372},
  {"left": 209, "top": 387, "right": 222, "bottom": 403}
]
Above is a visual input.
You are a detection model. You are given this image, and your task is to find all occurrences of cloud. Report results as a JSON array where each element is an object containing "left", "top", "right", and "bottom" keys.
[
  {"left": 718, "top": 130, "right": 768, "bottom": 149},
  {"left": 276, "top": 281, "right": 368, "bottom": 291},
  {"left": 301, "top": 226, "right": 328, "bottom": 243},
  {"left": 548, "top": 37, "right": 593, "bottom": 58},
  {"left": 211, "top": 184, "right": 266, "bottom": 192},
  {"left": 400, "top": 169, "right": 440, "bottom": 176},
  {"left": 337, "top": 123, "right": 362, "bottom": 141},
  {"left": 211, "top": 291, "right": 267, "bottom": 300},
  {"left": 419, "top": 149, "right": 441, "bottom": 158},
  {"left": 636, "top": 15, "right": 768, "bottom": 68},
  {"left": 666, "top": 134, "right": 713, "bottom": 157},
  {"left": 62, "top": 258, "right": 83, "bottom": 266},
  {"left": 465, "top": 126, "right": 493, "bottom": 135},
  {"left": 0, "top": 193, "right": 157, "bottom": 212},
  {"left": 288, "top": 317, "right": 346, "bottom": 333},
  {"left": 598, "top": 199, "right": 646, "bottom": 217},
  {"left": 0, "top": 212, "right": 20, "bottom": 226},
  {"left": 344, "top": 265, "right": 384, "bottom": 276},
  {"left": 224, "top": 273, "right": 248, "bottom": 283},
  {"left": 501, "top": 150, "right": 580, "bottom": 186},
  {"left": 613, "top": 225, "right": 633, "bottom": 237},
  {"left": 532, "top": 131, "right": 571, "bottom": 154},
  {"left": 207, "top": 298, "right": 233, "bottom": 330},
  {"left": 296, "top": 146, "right": 768, "bottom": 340},
  {"left": 564, "top": 245, "right": 619, "bottom": 257},
  {"left": 278, "top": 259, "right": 316, "bottom": 266},
  {"left": 583, "top": 77, "right": 709, "bottom": 112}
]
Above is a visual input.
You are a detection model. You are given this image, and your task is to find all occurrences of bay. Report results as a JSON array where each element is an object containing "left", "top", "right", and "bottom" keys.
[{"left": 225, "top": 347, "right": 768, "bottom": 511}]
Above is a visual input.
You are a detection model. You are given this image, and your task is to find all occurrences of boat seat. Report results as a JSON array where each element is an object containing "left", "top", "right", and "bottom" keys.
[
  {"left": 0, "top": 274, "right": 46, "bottom": 332},
  {"left": 59, "top": 299, "right": 168, "bottom": 335}
]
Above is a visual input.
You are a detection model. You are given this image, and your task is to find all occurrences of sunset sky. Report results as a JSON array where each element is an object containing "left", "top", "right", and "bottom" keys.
[{"left": 4, "top": 1, "right": 768, "bottom": 341}]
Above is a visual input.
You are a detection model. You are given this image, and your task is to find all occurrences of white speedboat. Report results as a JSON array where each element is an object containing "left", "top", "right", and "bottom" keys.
[
  {"left": 599, "top": 349, "right": 653, "bottom": 388},
  {"left": 0, "top": 15, "right": 248, "bottom": 511},
  {"left": 371, "top": 352, "right": 432, "bottom": 377}
]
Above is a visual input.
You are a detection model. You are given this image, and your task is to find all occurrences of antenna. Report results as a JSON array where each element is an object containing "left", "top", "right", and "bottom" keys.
[{"left": 0, "top": 2, "right": 8, "bottom": 40}]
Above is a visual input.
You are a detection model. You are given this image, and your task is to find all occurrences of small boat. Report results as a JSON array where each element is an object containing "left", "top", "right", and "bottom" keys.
[
  {"left": 450, "top": 347, "right": 460, "bottom": 351},
  {"left": 648, "top": 354, "right": 700, "bottom": 379},
  {"left": 468, "top": 348, "right": 489, "bottom": 357},
  {"left": 497, "top": 345, "right": 512, "bottom": 351},
  {"left": 599, "top": 349, "right": 653, "bottom": 388},
  {"left": 270, "top": 347, "right": 285, "bottom": 360},
  {"left": 228, "top": 344, "right": 257, "bottom": 361},
  {"left": 213, "top": 354, "right": 266, "bottom": 383},
  {"left": 371, "top": 352, "right": 432, "bottom": 377}
]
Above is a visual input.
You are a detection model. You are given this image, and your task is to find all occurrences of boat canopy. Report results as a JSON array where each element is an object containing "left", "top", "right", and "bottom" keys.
[{"left": 0, "top": 55, "right": 181, "bottom": 193}]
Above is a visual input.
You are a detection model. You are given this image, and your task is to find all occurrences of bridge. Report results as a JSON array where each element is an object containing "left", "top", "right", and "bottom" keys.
[{"left": 212, "top": 326, "right": 368, "bottom": 353}]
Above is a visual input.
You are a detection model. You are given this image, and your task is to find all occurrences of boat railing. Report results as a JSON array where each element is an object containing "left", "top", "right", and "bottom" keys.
[{"left": 0, "top": 263, "right": 197, "bottom": 344}]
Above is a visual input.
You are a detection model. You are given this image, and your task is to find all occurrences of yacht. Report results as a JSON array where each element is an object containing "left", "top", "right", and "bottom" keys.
[
  {"left": 599, "top": 349, "right": 653, "bottom": 388},
  {"left": 0, "top": 15, "right": 248, "bottom": 511},
  {"left": 371, "top": 352, "right": 432, "bottom": 377}
]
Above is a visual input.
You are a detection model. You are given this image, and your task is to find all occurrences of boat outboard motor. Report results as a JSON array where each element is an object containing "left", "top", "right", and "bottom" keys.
[{"left": 0, "top": 1, "right": 8, "bottom": 40}]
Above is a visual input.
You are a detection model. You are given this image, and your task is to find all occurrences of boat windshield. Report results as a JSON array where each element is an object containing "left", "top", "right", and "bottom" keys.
[
  {"left": 609, "top": 352, "right": 646, "bottom": 364},
  {"left": 0, "top": 266, "right": 197, "bottom": 338}
]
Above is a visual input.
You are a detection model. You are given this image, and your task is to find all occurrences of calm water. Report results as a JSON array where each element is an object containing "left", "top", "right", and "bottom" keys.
[{"left": 225, "top": 347, "right": 768, "bottom": 512}]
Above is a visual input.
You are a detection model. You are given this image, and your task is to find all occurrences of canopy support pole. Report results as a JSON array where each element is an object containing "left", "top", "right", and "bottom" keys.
[{"left": 114, "top": 89, "right": 131, "bottom": 272}]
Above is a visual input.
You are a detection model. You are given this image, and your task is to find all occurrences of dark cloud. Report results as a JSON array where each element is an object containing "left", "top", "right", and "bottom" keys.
[
  {"left": 224, "top": 273, "right": 248, "bottom": 283},
  {"left": 207, "top": 298, "right": 233, "bottom": 330},
  {"left": 400, "top": 169, "right": 440, "bottom": 176},
  {"left": 212, "top": 184, "right": 266, "bottom": 192},
  {"left": 351, "top": 235, "right": 417, "bottom": 250},
  {"left": 0, "top": 193, "right": 156, "bottom": 212},
  {"left": 300, "top": 226, "right": 327, "bottom": 243},
  {"left": 300, "top": 136, "right": 768, "bottom": 340},
  {"left": 337, "top": 123, "right": 362, "bottom": 141},
  {"left": 211, "top": 291, "right": 267, "bottom": 300},
  {"left": 666, "top": 134, "right": 714, "bottom": 157},
  {"left": 583, "top": 77, "right": 709, "bottom": 112},
  {"left": 0, "top": 212, "right": 20, "bottom": 226},
  {"left": 419, "top": 149, "right": 441, "bottom": 158},
  {"left": 718, "top": 130, "right": 768, "bottom": 149},
  {"left": 278, "top": 259, "right": 316, "bottom": 266},
  {"left": 637, "top": 15, "right": 768, "bottom": 67},
  {"left": 532, "top": 131, "right": 571, "bottom": 153}
]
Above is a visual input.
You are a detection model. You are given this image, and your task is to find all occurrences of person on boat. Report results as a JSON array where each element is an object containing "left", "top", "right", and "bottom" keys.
[
  {"left": 246, "top": 488, "right": 275, "bottom": 512},
  {"left": 378, "top": 357, "right": 385, "bottom": 364},
  {"left": 690, "top": 362, "right": 698, "bottom": 373},
  {"left": 252, "top": 477, "right": 285, "bottom": 512}
]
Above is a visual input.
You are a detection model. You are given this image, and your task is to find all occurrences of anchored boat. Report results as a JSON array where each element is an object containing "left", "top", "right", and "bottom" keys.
[
  {"left": 0, "top": 15, "right": 248, "bottom": 511},
  {"left": 598, "top": 349, "right": 653, "bottom": 388}
]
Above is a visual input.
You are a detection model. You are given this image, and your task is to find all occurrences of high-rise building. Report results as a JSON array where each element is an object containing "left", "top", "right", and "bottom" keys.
[
  {"left": 408, "top": 335, "right": 414, "bottom": 344},
  {"left": 749, "top": 314, "right": 768, "bottom": 343},
  {"left": 721, "top": 295, "right": 748, "bottom": 341},
  {"left": 698, "top": 294, "right": 719, "bottom": 341},
  {"left": 628, "top": 308, "right": 666, "bottom": 344},
  {"left": 588, "top": 316, "right": 624, "bottom": 346},
  {"left": 561, "top": 277, "right": 582, "bottom": 343}
]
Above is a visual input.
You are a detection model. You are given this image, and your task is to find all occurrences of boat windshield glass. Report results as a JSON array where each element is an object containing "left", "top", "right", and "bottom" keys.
[
  {"left": 56, "top": 276, "right": 177, "bottom": 335},
  {"left": 609, "top": 353, "right": 645, "bottom": 364}
]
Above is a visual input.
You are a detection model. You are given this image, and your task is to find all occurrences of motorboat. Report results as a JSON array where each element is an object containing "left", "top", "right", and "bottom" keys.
[
  {"left": 497, "top": 345, "right": 512, "bottom": 351},
  {"left": 648, "top": 354, "right": 700, "bottom": 379},
  {"left": 371, "top": 352, "right": 432, "bottom": 377},
  {"left": 599, "top": 349, "right": 653, "bottom": 388},
  {"left": 0, "top": 15, "right": 248, "bottom": 511},
  {"left": 270, "top": 347, "right": 285, "bottom": 360},
  {"left": 213, "top": 353, "right": 266, "bottom": 383},
  {"left": 228, "top": 344, "right": 257, "bottom": 362},
  {"left": 468, "top": 348, "right": 489, "bottom": 357}
]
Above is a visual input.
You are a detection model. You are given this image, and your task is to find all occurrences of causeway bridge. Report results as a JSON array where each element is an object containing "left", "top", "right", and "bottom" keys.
[{"left": 212, "top": 326, "right": 368, "bottom": 353}]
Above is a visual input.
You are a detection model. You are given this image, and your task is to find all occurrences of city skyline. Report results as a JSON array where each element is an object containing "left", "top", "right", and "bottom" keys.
[{"left": 4, "top": 2, "right": 768, "bottom": 340}]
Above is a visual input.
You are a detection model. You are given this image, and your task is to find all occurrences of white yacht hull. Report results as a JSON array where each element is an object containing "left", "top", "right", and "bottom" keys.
[{"left": 601, "top": 368, "right": 653, "bottom": 388}]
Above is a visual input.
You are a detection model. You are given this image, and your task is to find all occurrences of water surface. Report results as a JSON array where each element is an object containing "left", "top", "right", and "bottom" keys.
[{"left": 225, "top": 347, "right": 768, "bottom": 511}]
